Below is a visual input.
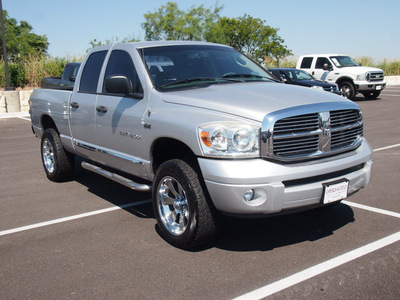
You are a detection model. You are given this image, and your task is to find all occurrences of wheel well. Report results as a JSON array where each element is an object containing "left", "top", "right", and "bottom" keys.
[
  {"left": 152, "top": 138, "right": 198, "bottom": 173},
  {"left": 41, "top": 115, "right": 59, "bottom": 134},
  {"left": 336, "top": 77, "right": 354, "bottom": 87}
]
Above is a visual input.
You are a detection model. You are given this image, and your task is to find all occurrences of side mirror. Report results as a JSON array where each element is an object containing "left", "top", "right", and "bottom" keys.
[
  {"left": 105, "top": 75, "right": 143, "bottom": 99},
  {"left": 323, "top": 63, "right": 332, "bottom": 71},
  {"left": 69, "top": 76, "right": 76, "bottom": 82}
]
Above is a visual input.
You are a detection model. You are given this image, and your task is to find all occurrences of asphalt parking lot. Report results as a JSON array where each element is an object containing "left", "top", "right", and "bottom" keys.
[{"left": 1, "top": 86, "right": 399, "bottom": 299}]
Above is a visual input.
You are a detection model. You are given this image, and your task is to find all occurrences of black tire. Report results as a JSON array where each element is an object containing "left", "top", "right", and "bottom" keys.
[
  {"left": 41, "top": 128, "right": 74, "bottom": 182},
  {"left": 362, "top": 91, "right": 381, "bottom": 100},
  {"left": 152, "top": 159, "right": 217, "bottom": 249},
  {"left": 339, "top": 81, "right": 356, "bottom": 100}
]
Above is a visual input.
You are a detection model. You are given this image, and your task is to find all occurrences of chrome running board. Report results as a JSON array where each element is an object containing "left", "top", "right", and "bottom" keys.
[{"left": 81, "top": 161, "right": 151, "bottom": 192}]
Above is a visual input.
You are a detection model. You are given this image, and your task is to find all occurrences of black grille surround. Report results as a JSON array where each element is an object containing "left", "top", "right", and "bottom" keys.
[{"left": 261, "top": 104, "right": 364, "bottom": 162}]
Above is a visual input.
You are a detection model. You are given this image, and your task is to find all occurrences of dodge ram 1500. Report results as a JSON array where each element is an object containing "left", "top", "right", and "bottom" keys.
[{"left": 30, "top": 42, "right": 373, "bottom": 249}]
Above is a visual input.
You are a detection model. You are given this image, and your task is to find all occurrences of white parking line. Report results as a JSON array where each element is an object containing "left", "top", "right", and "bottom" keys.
[
  {"left": 0, "top": 199, "right": 152, "bottom": 237},
  {"left": 233, "top": 231, "right": 400, "bottom": 300},
  {"left": 373, "top": 143, "right": 400, "bottom": 152},
  {"left": 18, "top": 116, "right": 31, "bottom": 121},
  {"left": 233, "top": 193, "right": 400, "bottom": 299},
  {"left": 343, "top": 201, "right": 400, "bottom": 219}
]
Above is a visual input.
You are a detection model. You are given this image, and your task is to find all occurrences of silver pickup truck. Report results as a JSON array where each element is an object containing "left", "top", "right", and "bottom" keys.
[{"left": 30, "top": 41, "right": 373, "bottom": 249}]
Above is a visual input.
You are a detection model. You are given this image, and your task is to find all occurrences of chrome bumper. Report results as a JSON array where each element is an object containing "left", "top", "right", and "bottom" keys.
[{"left": 198, "top": 140, "right": 373, "bottom": 215}]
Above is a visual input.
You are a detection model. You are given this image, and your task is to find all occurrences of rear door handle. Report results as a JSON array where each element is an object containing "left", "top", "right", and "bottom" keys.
[
  {"left": 70, "top": 102, "right": 79, "bottom": 109},
  {"left": 96, "top": 105, "right": 107, "bottom": 113}
]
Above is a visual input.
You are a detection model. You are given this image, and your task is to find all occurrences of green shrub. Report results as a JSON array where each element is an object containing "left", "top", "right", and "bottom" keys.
[
  {"left": 377, "top": 60, "right": 400, "bottom": 76},
  {"left": 0, "top": 55, "right": 74, "bottom": 88},
  {"left": 355, "top": 56, "right": 374, "bottom": 67},
  {"left": 9, "top": 63, "right": 27, "bottom": 87}
]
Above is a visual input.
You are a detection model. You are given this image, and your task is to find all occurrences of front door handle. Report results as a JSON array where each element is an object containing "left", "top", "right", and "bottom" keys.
[
  {"left": 70, "top": 102, "right": 79, "bottom": 109},
  {"left": 96, "top": 105, "right": 108, "bottom": 113}
]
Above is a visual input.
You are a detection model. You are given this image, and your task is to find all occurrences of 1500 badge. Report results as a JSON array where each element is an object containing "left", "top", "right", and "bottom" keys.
[{"left": 120, "top": 131, "right": 141, "bottom": 140}]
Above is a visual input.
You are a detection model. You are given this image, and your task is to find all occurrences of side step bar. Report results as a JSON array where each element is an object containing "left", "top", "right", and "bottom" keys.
[{"left": 81, "top": 161, "right": 152, "bottom": 192}]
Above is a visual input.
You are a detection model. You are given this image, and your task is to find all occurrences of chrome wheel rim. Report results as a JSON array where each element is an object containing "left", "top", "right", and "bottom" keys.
[
  {"left": 340, "top": 84, "right": 351, "bottom": 98},
  {"left": 157, "top": 176, "right": 189, "bottom": 236},
  {"left": 42, "top": 138, "right": 55, "bottom": 173}
]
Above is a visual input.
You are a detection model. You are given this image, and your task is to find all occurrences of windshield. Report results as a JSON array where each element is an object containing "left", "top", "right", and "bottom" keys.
[
  {"left": 330, "top": 56, "right": 360, "bottom": 68},
  {"left": 282, "top": 69, "right": 314, "bottom": 81},
  {"left": 139, "top": 44, "right": 275, "bottom": 90}
]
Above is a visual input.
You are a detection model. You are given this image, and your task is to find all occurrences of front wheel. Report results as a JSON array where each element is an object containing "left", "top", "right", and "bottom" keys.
[
  {"left": 153, "top": 159, "right": 217, "bottom": 249},
  {"left": 41, "top": 128, "right": 74, "bottom": 182},
  {"left": 339, "top": 82, "right": 356, "bottom": 100}
]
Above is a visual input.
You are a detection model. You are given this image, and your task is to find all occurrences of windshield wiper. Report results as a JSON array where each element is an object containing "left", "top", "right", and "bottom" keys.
[
  {"left": 159, "top": 77, "right": 217, "bottom": 89},
  {"left": 221, "top": 73, "right": 272, "bottom": 81}
]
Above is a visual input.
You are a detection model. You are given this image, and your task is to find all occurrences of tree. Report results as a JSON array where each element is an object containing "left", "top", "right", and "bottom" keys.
[
  {"left": 0, "top": 10, "right": 48, "bottom": 61},
  {"left": 210, "top": 15, "right": 292, "bottom": 65},
  {"left": 86, "top": 35, "right": 140, "bottom": 52},
  {"left": 142, "top": 2, "right": 222, "bottom": 41}
]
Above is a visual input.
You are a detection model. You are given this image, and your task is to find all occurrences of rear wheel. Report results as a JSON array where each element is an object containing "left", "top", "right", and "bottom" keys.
[
  {"left": 339, "top": 81, "right": 356, "bottom": 100},
  {"left": 153, "top": 159, "right": 217, "bottom": 249},
  {"left": 362, "top": 91, "right": 381, "bottom": 100},
  {"left": 41, "top": 128, "right": 74, "bottom": 182}
]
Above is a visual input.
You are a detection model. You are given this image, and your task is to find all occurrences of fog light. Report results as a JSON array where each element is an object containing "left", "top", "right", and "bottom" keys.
[{"left": 243, "top": 189, "right": 255, "bottom": 202}]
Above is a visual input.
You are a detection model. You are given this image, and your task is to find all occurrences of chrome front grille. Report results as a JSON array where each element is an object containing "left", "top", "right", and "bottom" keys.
[
  {"left": 273, "top": 113, "right": 320, "bottom": 157},
  {"left": 330, "top": 110, "right": 363, "bottom": 150},
  {"left": 367, "top": 71, "right": 384, "bottom": 82},
  {"left": 273, "top": 113, "right": 319, "bottom": 134},
  {"left": 261, "top": 105, "right": 364, "bottom": 162}
]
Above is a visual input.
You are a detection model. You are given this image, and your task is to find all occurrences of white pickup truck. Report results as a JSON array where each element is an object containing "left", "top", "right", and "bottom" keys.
[
  {"left": 30, "top": 42, "right": 373, "bottom": 249},
  {"left": 297, "top": 54, "right": 386, "bottom": 100}
]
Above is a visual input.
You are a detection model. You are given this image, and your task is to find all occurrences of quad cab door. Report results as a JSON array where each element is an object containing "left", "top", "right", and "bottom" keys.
[
  {"left": 95, "top": 49, "right": 149, "bottom": 176},
  {"left": 313, "top": 57, "right": 336, "bottom": 83},
  {"left": 69, "top": 50, "right": 107, "bottom": 159}
]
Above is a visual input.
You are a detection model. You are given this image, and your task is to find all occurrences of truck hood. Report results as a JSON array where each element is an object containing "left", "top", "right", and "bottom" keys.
[
  {"left": 340, "top": 66, "right": 384, "bottom": 75},
  {"left": 161, "top": 82, "right": 351, "bottom": 122}
]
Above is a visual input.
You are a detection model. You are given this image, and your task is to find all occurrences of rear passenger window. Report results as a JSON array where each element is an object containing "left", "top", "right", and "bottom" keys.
[
  {"left": 79, "top": 51, "right": 107, "bottom": 93},
  {"left": 300, "top": 57, "right": 313, "bottom": 69}
]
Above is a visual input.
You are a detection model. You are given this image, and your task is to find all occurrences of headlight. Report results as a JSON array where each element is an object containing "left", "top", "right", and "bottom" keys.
[
  {"left": 198, "top": 122, "right": 260, "bottom": 157},
  {"left": 356, "top": 73, "right": 367, "bottom": 81},
  {"left": 311, "top": 85, "right": 324, "bottom": 91}
]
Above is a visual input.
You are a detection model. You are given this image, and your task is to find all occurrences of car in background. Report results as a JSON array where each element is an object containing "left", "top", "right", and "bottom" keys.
[
  {"left": 268, "top": 68, "right": 340, "bottom": 95},
  {"left": 41, "top": 62, "right": 81, "bottom": 90}
]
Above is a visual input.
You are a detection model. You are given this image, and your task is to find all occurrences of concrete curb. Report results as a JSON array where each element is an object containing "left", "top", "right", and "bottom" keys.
[
  {"left": 0, "top": 112, "right": 30, "bottom": 119},
  {"left": 386, "top": 75, "right": 400, "bottom": 86},
  {"left": 0, "top": 90, "right": 33, "bottom": 114}
]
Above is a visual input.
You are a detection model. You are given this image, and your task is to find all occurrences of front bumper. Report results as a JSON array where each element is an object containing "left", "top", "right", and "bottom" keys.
[
  {"left": 199, "top": 140, "right": 373, "bottom": 215},
  {"left": 355, "top": 82, "right": 386, "bottom": 92}
]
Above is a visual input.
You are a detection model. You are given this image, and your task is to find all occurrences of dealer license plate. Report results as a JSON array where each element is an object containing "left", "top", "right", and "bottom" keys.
[
  {"left": 322, "top": 179, "right": 349, "bottom": 204},
  {"left": 376, "top": 85, "right": 382, "bottom": 90}
]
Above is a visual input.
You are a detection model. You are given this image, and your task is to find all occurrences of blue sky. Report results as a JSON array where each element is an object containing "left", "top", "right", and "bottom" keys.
[{"left": 3, "top": 0, "right": 400, "bottom": 61}]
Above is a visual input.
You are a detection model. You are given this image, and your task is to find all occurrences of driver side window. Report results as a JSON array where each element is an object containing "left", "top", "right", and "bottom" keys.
[
  {"left": 103, "top": 50, "right": 143, "bottom": 94},
  {"left": 315, "top": 57, "right": 331, "bottom": 69}
]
